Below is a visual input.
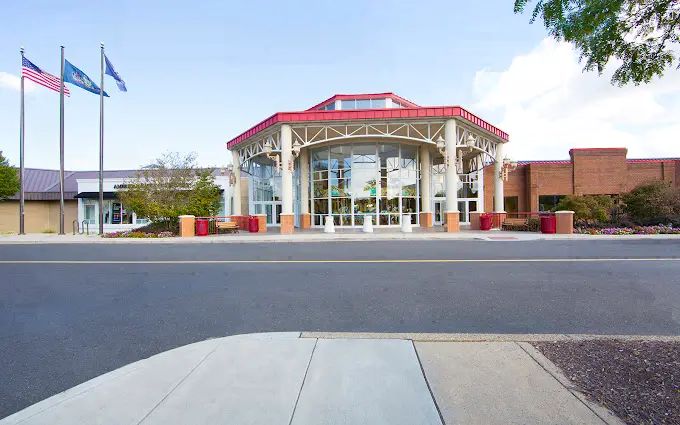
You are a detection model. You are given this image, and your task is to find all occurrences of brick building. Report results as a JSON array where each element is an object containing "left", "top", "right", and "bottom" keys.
[{"left": 484, "top": 148, "right": 680, "bottom": 214}]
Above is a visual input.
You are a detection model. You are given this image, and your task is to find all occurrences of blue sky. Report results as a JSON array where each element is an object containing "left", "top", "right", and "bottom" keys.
[{"left": 1, "top": 0, "right": 677, "bottom": 170}]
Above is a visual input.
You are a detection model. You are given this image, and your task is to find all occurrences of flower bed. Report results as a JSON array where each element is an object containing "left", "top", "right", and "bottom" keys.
[
  {"left": 102, "top": 231, "right": 174, "bottom": 238},
  {"left": 574, "top": 224, "right": 680, "bottom": 235}
]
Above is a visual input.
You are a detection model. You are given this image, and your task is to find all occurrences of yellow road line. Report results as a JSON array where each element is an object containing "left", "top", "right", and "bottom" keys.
[{"left": 0, "top": 258, "right": 679, "bottom": 264}]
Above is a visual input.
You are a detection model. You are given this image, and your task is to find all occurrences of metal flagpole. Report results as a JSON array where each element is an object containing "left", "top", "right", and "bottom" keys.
[
  {"left": 19, "top": 46, "right": 26, "bottom": 235},
  {"left": 58, "top": 46, "right": 65, "bottom": 235},
  {"left": 99, "top": 42, "right": 105, "bottom": 235}
]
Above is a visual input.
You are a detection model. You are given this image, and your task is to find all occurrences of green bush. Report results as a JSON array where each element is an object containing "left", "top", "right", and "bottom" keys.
[
  {"left": 622, "top": 181, "right": 680, "bottom": 225},
  {"left": 41, "top": 228, "right": 56, "bottom": 234},
  {"left": 555, "top": 195, "right": 614, "bottom": 223}
]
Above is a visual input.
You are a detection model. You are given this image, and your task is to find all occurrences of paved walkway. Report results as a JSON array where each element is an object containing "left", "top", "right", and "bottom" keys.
[
  {"left": 2, "top": 231, "right": 679, "bottom": 244},
  {"left": 2, "top": 333, "right": 624, "bottom": 425}
]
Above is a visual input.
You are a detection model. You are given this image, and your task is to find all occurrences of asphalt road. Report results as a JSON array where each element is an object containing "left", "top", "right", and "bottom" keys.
[{"left": 1, "top": 239, "right": 680, "bottom": 418}]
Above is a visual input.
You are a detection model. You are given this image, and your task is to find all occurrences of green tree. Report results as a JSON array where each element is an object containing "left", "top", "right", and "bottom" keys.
[
  {"left": 189, "top": 169, "right": 223, "bottom": 217},
  {"left": 514, "top": 0, "right": 680, "bottom": 86},
  {"left": 556, "top": 194, "right": 615, "bottom": 222},
  {"left": 623, "top": 181, "right": 680, "bottom": 223},
  {"left": 116, "top": 152, "right": 223, "bottom": 231},
  {"left": 0, "top": 151, "right": 20, "bottom": 201}
]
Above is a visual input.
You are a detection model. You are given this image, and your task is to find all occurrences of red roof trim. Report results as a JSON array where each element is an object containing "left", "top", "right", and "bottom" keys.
[
  {"left": 306, "top": 92, "right": 420, "bottom": 111},
  {"left": 227, "top": 106, "right": 509, "bottom": 148}
]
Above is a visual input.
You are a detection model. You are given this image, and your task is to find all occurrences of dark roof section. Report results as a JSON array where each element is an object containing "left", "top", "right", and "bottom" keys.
[{"left": 8, "top": 168, "right": 234, "bottom": 200}]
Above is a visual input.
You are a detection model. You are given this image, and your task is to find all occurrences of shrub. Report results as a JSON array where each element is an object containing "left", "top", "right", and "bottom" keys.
[
  {"left": 135, "top": 221, "right": 179, "bottom": 235},
  {"left": 527, "top": 217, "right": 541, "bottom": 232},
  {"left": 555, "top": 195, "right": 614, "bottom": 223},
  {"left": 102, "top": 231, "right": 174, "bottom": 238},
  {"left": 622, "top": 181, "right": 680, "bottom": 225},
  {"left": 41, "top": 228, "right": 56, "bottom": 234}
]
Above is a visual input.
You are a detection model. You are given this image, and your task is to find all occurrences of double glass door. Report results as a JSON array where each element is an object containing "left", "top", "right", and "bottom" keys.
[
  {"left": 254, "top": 202, "right": 281, "bottom": 226},
  {"left": 433, "top": 199, "right": 478, "bottom": 225}
]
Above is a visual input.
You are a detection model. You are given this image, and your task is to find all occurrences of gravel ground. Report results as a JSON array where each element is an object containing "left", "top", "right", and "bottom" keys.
[{"left": 533, "top": 340, "right": 680, "bottom": 425}]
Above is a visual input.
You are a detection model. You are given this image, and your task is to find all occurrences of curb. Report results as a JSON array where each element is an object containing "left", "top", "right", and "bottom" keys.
[
  {"left": 300, "top": 332, "right": 680, "bottom": 342},
  {"left": 1, "top": 233, "right": 680, "bottom": 244}
]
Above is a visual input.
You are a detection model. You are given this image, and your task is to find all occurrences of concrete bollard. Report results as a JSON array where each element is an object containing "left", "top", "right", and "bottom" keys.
[
  {"left": 362, "top": 214, "right": 373, "bottom": 233},
  {"left": 324, "top": 215, "right": 335, "bottom": 233},
  {"left": 401, "top": 215, "right": 413, "bottom": 233}
]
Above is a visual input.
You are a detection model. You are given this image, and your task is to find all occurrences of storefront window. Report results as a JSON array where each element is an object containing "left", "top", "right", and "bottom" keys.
[
  {"left": 504, "top": 196, "right": 519, "bottom": 217},
  {"left": 247, "top": 161, "right": 284, "bottom": 225},
  {"left": 311, "top": 143, "right": 419, "bottom": 226},
  {"left": 538, "top": 195, "right": 564, "bottom": 212},
  {"left": 84, "top": 203, "right": 95, "bottom": 225}
]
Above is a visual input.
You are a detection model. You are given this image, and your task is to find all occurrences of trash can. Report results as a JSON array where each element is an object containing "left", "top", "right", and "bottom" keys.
[
  {"left": 248, "top": 216, "right": 259, "bottom": 233},
  {"left": 479, "top": 214, "right": 492, "bottom": 231},
  {"left": 196, "top": 219, "right": 209, "bottom": 236},
  {"left": 540, "top": 215, "right": 556, "bottom": 234}
]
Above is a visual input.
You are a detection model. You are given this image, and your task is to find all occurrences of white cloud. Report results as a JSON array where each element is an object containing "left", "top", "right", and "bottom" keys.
[
  {"left": 472, "top": 38, "right": 680, "bottom": 160},
  {"left": 0, "top": 72, "right": 37, "bottom": 93}
]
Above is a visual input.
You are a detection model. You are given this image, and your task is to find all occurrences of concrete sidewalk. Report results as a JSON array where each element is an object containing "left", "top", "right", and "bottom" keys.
[
  {"left": 2, "top": 333, "right": 624, "bottom": 425},
  {"left": 2, "top": 231, "right": 679, "bottom": 244}
]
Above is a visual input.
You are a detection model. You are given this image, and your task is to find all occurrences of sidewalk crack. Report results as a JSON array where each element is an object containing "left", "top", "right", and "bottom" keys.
[
  {"left": 412, "top": 341, "right": 446, "bottom": 425},
  {"left": 136, "top": 343, "right": 221, "bottom": 425},
  {"left": 287, "top": 338, "right": 318, "bottom": 425}
]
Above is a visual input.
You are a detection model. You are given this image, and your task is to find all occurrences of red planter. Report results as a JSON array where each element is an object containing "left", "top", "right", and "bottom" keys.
[
  {"left": 540, "top": 215, "right": 556, "bottom": 234},
  {"left": 196, "top": 219, "right": 209, "bottom": 236},
  {"left": 480, "top": 214, "right": 492, "bottom": 231},
  {"left": 248, "top": 216, "right": 259, "bottom": 233}
]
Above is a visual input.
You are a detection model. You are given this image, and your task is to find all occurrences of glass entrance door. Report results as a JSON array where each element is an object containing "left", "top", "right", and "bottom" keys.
[
  {"left": 434, "top": 200, "right": 445, "bottom": 225},
  {"left": 457, "top": 199, "right": 478, "bottom": 224}
]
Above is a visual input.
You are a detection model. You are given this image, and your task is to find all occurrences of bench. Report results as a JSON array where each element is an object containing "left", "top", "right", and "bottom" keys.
[
  {"left": 502, "top": 217, "right": 529, "bottom": 231},
  {"left": 217, "top": 221, "right": 239, "bottom": 234}
]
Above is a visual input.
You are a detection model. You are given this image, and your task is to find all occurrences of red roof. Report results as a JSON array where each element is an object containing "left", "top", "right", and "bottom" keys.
[{"left": 226, "top": 94, "right": 509, "bottom": 149}]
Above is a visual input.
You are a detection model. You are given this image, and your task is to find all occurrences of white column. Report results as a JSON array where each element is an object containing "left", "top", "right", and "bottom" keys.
[
  {"left": 334, "top": 99, "right": 342, "bottom": 110},
  {"left": 281, "top": 124, "right": 293, "bottom": 215},
  {"left": 232, "top": 155, "right": 241, "bottom": 216},
  {"left": 420, "top": 146, "right": 431, "bottom": 213},
  {"left": 494, "top": 142, "right": 505, "bottom": 213},
  {"left": 300, "top": 148, "right": 309, "bottom": 214},
  {"left": 444, "top": 119, "right": 458, "bottom": 212},
  {"left": 476, "top": 155, "right": 484, "bottom": 212}
]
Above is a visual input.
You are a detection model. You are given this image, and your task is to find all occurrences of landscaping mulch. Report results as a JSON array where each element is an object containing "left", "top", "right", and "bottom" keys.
[{"left": 533, "top": 340, "right": 680, "bottom": 425}]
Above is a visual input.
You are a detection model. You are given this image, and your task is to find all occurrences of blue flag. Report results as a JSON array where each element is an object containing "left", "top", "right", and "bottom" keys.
[
  {"left": 104, "top": 55, "right": 127, "bottom": 92},
  {"left": 63, "top": 60, "right": 109, "bottom": 97}
]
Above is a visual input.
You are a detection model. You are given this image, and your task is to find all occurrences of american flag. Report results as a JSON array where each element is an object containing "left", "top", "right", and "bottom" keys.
[{"left": 22, "top": 56, "right": 70, "bottom": 96}]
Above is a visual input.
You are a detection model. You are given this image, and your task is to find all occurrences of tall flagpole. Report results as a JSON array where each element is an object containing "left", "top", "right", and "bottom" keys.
[
  {"left": 19, "top": 46, "right": 26, "bottom": 235},
  {"left": 58, "top": 46, "right": 65, "bottom": 235},
  {"left": 99, "top": 42, "right": 105, "bottom": 235}
]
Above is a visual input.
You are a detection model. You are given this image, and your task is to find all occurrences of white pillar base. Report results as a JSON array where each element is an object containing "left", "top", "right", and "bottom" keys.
[
  {"left": 362, "top": 215, "right": 373, "bottom": 233},
  {"left": 324, "top": 216, "right": 335, "bottom": 233},
  {"left": 401, "top": 215, "right": 413, "bottom": 233}
]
